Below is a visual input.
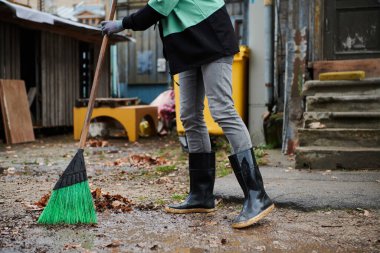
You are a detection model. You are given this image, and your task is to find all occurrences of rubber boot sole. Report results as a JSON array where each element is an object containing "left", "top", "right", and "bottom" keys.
[
  {"left": 232, "top": 204, "right": 275, "bottom": 229},
  {"left": 164, "top": 206, "right": 216, "bottom": 214}
]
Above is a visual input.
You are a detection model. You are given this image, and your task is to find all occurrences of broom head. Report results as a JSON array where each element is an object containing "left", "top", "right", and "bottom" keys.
[{"left": 37, "top": 149, "right": 97, "bottom": 224}]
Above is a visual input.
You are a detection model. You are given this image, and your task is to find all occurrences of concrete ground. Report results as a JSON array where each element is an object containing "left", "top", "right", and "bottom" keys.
[{"left": 215, "top": 150, "right": 380, "bottom": 210}]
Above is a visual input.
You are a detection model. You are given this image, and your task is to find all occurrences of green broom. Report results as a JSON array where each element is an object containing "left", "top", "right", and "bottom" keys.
[{"left": 37, "top": 0, "right": 117, "bottom": 225}]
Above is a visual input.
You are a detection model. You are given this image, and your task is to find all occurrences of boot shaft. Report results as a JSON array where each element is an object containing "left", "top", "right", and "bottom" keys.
[
  {"left": 188, "top": 152, "right": 215, "bottom": 196},
  {"left": 228, "top": 148, "right": 265, "bottom": 193}
]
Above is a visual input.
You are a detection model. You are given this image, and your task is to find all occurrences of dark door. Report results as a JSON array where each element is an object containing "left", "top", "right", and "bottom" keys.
[
  {"left": 324, "top": 0, "right": 380, "bottom": 60},
  {"left": 20, "top": 28, "right": 40, "bottom": 125}
]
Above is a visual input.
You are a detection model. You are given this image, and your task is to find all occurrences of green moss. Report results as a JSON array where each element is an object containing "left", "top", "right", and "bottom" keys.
[
  {"left": 155, "top": 165, "right": 177, "bottom": 173},
  {"left": 171, "top": 193, "right": 187, "bottom": 201}
]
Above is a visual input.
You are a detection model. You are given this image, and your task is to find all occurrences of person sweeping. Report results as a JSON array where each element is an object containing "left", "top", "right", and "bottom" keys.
[{"left": 101, "top": 0, "right": 275, "bottom": 229}]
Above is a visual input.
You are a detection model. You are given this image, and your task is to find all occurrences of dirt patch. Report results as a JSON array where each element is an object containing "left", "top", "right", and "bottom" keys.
[{"left": 0, "top": 134, "right": 379, "bottom": 252}]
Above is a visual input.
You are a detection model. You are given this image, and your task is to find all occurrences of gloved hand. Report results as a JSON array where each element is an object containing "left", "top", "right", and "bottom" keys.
[{"left": 100, "top": 20, "right": 124, "bottom": 36}]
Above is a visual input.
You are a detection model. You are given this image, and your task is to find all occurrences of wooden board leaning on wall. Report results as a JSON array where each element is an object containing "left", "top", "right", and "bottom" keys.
[{"left": 0, "top": 79, "right": 35, "bottom": 144}]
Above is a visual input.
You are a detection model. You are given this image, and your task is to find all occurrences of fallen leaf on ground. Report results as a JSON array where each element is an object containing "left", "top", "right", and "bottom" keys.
[
  {"left": 105, "top": 240, "right": 122, "bottom": 248},
  {"left": 129, "top": 154, "right": 168, "bottom": 167},
  {"left": 109, "top": 154, "right": 169, "bottom": 169},
  {"left": 92, "top": 188, "right": 134, "bottom": 213},
  {"left": 64, "top": 244, "right": 81, "bottom": 250},
  {"left": 135, "top": 202, "right": 160, "bottom": 211},
  {"left": 22, "top": 202, "right": 44, "bottom": 211},
  {"left": 35, "top": 188, "right": 133, "bottom": 213},
  {"left": 87, "top": 139, "right": 109, "bottom": 148},
  {"left": 35, "top": 193, "right": 51, "bottom": 208}
]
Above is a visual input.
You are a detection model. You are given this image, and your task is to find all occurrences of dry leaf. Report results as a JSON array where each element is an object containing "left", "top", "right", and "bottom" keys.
[
  {"left": 64, "top": 244, "right": 82, "bottom": 250},
  {"left": 35, "top": 193, "right": 51, "bottom": 208},
  {"left": 22, "top": 202, "right": 44, "bottom": 211},
  {"left": 105, "top": 240, "right": 122, "bottom": 248}
]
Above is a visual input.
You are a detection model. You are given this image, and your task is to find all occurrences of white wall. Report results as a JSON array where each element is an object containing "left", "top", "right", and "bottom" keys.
[{"left": 247, "top": 0, "right": 267, "bottom": 145}]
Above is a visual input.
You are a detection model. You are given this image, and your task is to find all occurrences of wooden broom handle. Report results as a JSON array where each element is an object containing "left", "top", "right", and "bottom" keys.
[{"left": 79, "top": 0, "right": 118, "bottom": 148}]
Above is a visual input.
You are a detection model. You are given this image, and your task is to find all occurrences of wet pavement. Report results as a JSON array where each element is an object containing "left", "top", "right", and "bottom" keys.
[
  {"left": 0, "top": 134, "right": 379, "bottom": 252},
  {"left": 215, "top": 162, "right": 380, "bottom": 210}
]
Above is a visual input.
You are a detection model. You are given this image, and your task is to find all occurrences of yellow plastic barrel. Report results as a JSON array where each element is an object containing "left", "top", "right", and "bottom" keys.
[{"left": 174, "top": 46, "right": 249, "bottom": 136}]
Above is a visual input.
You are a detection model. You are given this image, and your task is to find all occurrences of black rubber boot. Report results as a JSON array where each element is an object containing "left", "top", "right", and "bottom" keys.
[
  {"left": 229, "top": 148, "right": 275, "bottom": 228},
  {"left": 165, "top": 152, "right": 216, "bottom": 214}
]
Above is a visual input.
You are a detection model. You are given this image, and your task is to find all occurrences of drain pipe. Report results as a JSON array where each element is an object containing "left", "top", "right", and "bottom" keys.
[{"left": 264, "top": 0, "right": 274, "bottom": 110}]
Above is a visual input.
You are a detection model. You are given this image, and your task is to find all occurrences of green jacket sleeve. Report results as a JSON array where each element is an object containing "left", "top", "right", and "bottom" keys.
[{"left": 148, "top": 0, "right": 180, "bottom": 16}]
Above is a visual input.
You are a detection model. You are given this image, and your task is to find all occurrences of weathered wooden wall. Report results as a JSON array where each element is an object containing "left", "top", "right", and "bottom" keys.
[
  {"left": 40, "top": 32, "right": 110, "bottom": 127},
  {"left": 0, "top": 22, "right": 21, "bottom": 79},
  {"left": 281, "top": 0, "right": 311, "bottom": 154},
  {"left": 40, "top": 32, "right": 80, "bottom": 127},
  {"left": 1, "top": 18, "right": 112, "bottom": 128},
  {"left": 94, "top": 43, "right": 111, "bottom": 98}
]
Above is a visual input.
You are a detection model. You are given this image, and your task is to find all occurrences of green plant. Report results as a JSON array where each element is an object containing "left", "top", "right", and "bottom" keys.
[
  {"left": 155, "top": 165, "right": 177, "bottom": 173},
  {"left": 171, "top": 193, "right": 187, "bottom": 201},
  {"left": 216, "top": 163, "right": 232, "bottom": 178}
]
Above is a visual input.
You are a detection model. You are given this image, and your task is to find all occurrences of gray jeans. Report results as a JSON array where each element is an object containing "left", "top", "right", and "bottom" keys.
[{"left": 179, "top": 56, "right": 252, "bottom": 154}]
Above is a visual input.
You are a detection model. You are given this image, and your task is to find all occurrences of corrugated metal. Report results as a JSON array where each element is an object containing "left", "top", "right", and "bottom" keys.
[
  {"left": 0, "top": 22, "right": 21, "bottom": 79},
  {"left": 40, "top": 32, "right": 110, "bottom": 127},
  {"left": 40, "top": 32, "right": 80, "bottom": 127},
  {"left": 94, "top": 43, "right": 111, "bottom": 98}
]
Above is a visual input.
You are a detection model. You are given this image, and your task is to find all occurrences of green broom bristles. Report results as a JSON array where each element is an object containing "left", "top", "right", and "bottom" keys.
[{"left": 38, "top": 180, "right": 97, "bottom": 225}]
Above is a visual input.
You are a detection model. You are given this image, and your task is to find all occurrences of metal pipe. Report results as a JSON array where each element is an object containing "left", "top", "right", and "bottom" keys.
[{"left": 264, "top": 0, "right": 274, "bottom": 109}]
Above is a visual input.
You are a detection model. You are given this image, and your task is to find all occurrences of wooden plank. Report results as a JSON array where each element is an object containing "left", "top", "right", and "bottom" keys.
[
  {"left": 313, "top": 59, "right": 380, "bottom": 79},
  {"left": 0, "top": 79, "right": 35, "bottom": 144}
]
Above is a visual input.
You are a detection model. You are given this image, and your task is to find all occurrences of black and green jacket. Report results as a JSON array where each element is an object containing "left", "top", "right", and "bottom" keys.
[{"left": 122, "top": 0, "right": 239, "bottom": 75}]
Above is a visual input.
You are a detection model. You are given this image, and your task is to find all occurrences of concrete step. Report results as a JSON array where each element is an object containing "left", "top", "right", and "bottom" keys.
[
  {"left": 298, "top": 128, "right": 380, "bottom": 148},
  {"left": 306, "top": 95, "right": 380, "bottom": 112},
  {"left": 303, "top": 112, "right": 380, "bottom": 129},
  {"left": 295, "top": 146, "right": 380, "bottom": 170},
  {"left": 302, "top": 78, "right": 380, "bottom": 96}
]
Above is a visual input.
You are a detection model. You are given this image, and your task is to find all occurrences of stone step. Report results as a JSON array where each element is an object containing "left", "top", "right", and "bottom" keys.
[
  {"left": 303, "top": 112, "right": 380, "bottom": 129},
  {"left": 302, "top": 78, "right": 380, "bottom": 96},
  {"left": 295, "top": 146, "right": 380, "bottom": 170},
  {"left": 306, "top": 95, "right": 380, "bottom": 112},
  {"left": 298, "top": 128, "right": 380, "bottom": 148}
]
